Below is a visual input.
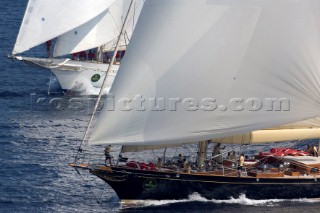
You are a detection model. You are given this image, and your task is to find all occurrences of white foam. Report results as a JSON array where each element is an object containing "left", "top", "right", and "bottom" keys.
[
  {"left": 69, "top": 78, "right": 109, "bottom": 96},
  {"left": 121, "top": 193, "right": 320, "bottom": 209},
  {"left": 47, "top": 76, "right": 63, "bottom": 93}
]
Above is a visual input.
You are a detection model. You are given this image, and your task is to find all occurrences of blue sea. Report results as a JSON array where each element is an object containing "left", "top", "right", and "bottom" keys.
[{"left": 1, "top": 1, "right": 320, "bottom": 212}]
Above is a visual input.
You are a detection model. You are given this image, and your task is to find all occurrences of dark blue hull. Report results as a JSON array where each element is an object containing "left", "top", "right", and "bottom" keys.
[{"left": 91, "top": 166, "right": 320, "bottom": 200}]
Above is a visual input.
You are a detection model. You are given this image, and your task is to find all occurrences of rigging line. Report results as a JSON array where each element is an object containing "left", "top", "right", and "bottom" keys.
[
  {"left": 183, "top": 144, "right": 196, "bottom": 156},
  {"left": 109, "top": 1, "right": 131, "bottom": 49},
  {"left": 123, "top": 30, "right": 130, "bottom": 47},
  {"left": 47, "top": 71, "right": 53, "bottom": 95},
  {"left": 285, "top": 140, "right": 301, "bottom": 149},
  {"left": 288, "top": 134, "right": 318, "bottom": 149},
  {"left": 151, "top": 149, "right": 160, "bottom": 159},
  {"left": 73, "top": 167, "right": 101, "bottom": 204},
  {"left": 134, "top": 153, "right": 146, "bottom": 162},
  {"left": 173, "top": 147, "right": 178, "bottom": 157},
  {"left": 273, "top": 130, "right": 318, "bottom": 150},
  {"left": 8, "top": 56, "right": 30, "bottom": 74},
  {"left": 99, "top": 183, "right": 109, "bottom": 200},
  {"left": 73, "top": 0, "right": 137, "bottom": 163},
  {"left": 240, "top": 144, "right": 250, "bottom": 154}
]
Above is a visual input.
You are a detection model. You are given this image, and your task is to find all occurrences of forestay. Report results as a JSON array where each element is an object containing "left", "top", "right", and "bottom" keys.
[
  {"left": 90, "top": 0, "right": 320, "bottom": 146},
  {"left": 13, "top": 0, "right": 115, "bottom": 54}
]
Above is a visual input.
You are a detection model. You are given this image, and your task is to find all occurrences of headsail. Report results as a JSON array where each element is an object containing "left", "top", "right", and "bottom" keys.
[
  {"left": 53, "top": 0, "right": 144, "bottom": 57},
  {"left": 13, "top": 0, "right": 116, "bottom": 55},
  {"left": 89, "top": 0, "right": 320, "bottom": 146}
]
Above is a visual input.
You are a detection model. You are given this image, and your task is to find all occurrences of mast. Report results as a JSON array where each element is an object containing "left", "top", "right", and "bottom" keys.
[
  {"left": 197, "top": 141, "right": 208, "bottom": 170},
  {"left": 74, "top": 0, "right": 137, "bottom": 162},
  {"left": 96, "top": 46, "right": 103, "bottom": 62}
]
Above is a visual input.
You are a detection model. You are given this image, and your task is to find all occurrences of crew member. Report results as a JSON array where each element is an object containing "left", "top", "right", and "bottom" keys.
[
  {"left": 105, "top": 52, "right": 111, "bottom": 63},
  {"left": 182, "top": 158, "right": 188, "bottom": 169},
  {"left": 79, "top": 51, "right": 87, "bottom": 61},
  {"left": 104, "top": 145, "right": 112, "bottom": 165},
  {"left": 71, "top": 52, "right": 79, "bottom": 60},
  {"left": 306, "top": 145, "right": 312, "bottom": 154},
  {"left": 212, "top": 143, "right": 223, "bottom": 164},
  {"left": 311, "top": 145, "right": 319, "bottom": 157},
  {"left": 183, "top": 162, "right": 191, "bottom": 174},
  {"left": 88, "top": 50, "right": 95, "bottom": 61},
  {"left": 226, "top": 152, "right": 232, "bottom": 160},
  {"left": 239, "top": 153, "right": 245, "bottom": 170},
  {"left": 46, "top": 40, "right": 52, "bottom": 58},
  {"left": 156, "top": 158, "right": 163, "bottom": 168},
  {"left": 116, "top": 51, "right": 122, "bottom": 63}
]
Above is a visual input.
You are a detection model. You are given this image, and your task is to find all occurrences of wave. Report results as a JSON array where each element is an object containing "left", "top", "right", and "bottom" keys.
[
  {"left": 47, "top": 77, "right": 63, "bottom": 94},
  {"left": 121, "top": 193, "right": 320, "bottom": 209}
]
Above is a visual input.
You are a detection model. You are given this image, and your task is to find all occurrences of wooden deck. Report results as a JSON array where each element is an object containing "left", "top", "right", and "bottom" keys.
[{"left": 284, "top": 156, "right": 320, "bottom": 174}]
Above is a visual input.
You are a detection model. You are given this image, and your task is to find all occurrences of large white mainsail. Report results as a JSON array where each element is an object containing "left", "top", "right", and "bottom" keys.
[
  {"left": 89, "top": 0, "right": 320, "bottom": 146},
  {"left": 53, "top": 0, "right": 144, "bottom": 57},
  {"left": 13, "top": 0, "right": 116, "bottom": 55}
]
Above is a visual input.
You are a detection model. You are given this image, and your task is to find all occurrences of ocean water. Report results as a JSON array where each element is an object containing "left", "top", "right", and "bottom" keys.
[{"left": 1, "top": 1, "right": 320, "bottom": 212}]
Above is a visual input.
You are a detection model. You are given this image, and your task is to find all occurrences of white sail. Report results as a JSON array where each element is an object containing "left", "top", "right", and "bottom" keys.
[
  {"left": 213, "top": 128, "right": 320, "bottom": 145},
  {"left": 89, "top": 0, "right": 320, "bottom": 146},
  {"left": 53, "top": 0, "right": 123, "bottom": 57},
  {"left": 122, "top": 144, "right": 182, "bottom": 153},
  {"left": 13, "top": 0, "right": 116, "bottom": 55},
  {"left": 280, "top": 117, "right": 320, "bottom": 129},
  {"left": 102, "top": 0, "right": 145, "bottom": 51},
  {"left": 53, "top": 0, "right": 144, "bottom": 57},
  {"left": 122, "top": 127, "right": 320, "bottom": 152}
]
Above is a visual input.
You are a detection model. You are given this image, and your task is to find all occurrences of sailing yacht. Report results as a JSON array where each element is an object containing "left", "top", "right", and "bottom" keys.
[
  {"left": 71, "top": 0, "right": 320, "bottom": 203},
  {"left": 11, "top": 0, "right": 144, "bottom": 95}
]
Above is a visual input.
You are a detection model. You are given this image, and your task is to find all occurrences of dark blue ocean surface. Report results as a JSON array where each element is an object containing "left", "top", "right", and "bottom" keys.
[{"left": 1, "top": 1, "right": 320, "bottom": 212}]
